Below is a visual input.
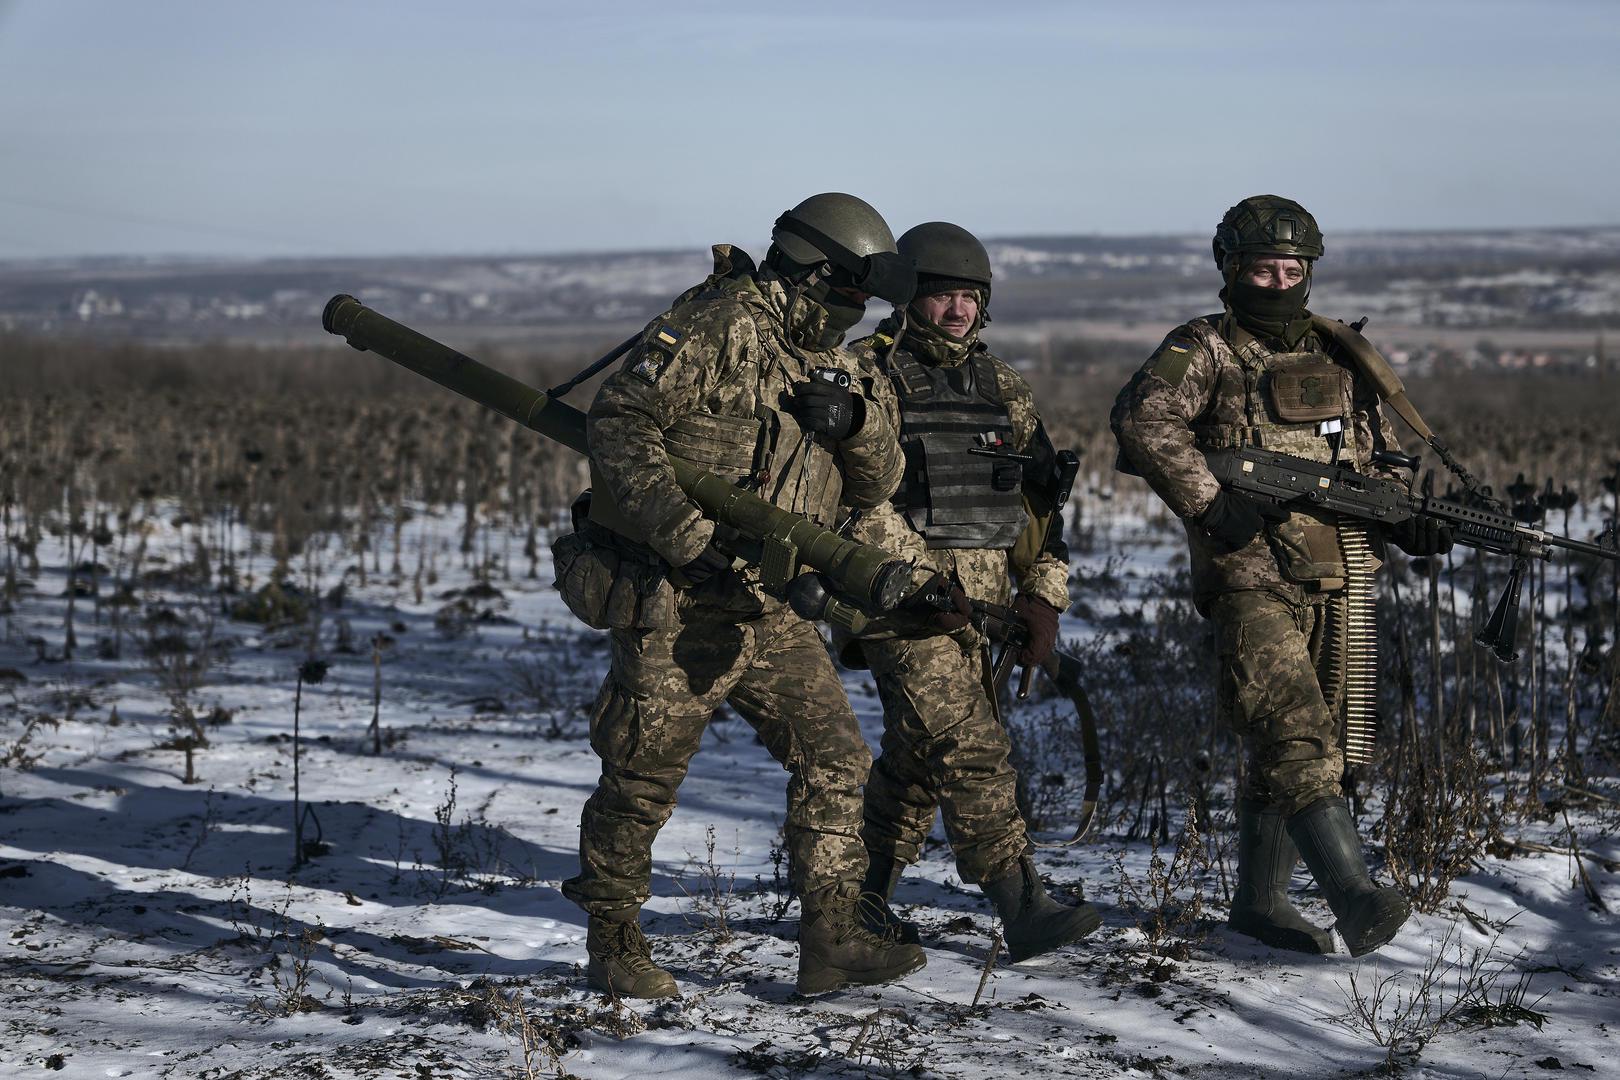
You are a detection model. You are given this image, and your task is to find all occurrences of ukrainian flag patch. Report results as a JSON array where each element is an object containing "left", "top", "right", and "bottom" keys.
[
  {"left": 630, "top": 324, "right": 683, "bottom": 384},
  {"left": 1148, "top": 336, "right": 1196, "bottom": 386}
]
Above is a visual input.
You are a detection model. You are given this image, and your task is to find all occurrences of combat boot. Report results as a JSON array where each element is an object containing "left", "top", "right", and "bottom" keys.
[
  {"left": 1228, "top": 799, "right": 1335, "bottom": 954},
  {"left": 585, "top": 915, "right": 679, "bottom": 999},
  {"left": 797, "top": 882, "right": 927, "bottom": 995},
  {"left": 859, "top": 851, "right": 920, "bottom": 946},
  {"left": 1286, "top": 796, "right": 1411, "bottom": 957},
  {"left": 980, "top": 855, "right": 1101, "bottom": 963}
]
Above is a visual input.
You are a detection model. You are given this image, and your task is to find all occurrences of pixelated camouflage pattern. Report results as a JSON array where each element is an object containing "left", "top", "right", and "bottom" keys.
[
  {"left": 849, "top": 321, "right": 1070, "bottom": 612},
  {"left": 561, "top": 592, "right": 875, "bottom": 916},
  {"left": 563, "top": 247, "right": 906, "bottom": 918},
  {"left": 835, "top": 320, "right": 1068, "bottom": 886},
  {"left": 858, "top": 633, "right": 1028, "bottom": 884},
  {"left": 1110, "top": 314, "right": 1402, "bottom": 611},
  {"left": 588, "top": 247, "right": 904, "bottom": 571},
  {"left": 1210, "top": 589, "right": 1343, "bottom": 815}
]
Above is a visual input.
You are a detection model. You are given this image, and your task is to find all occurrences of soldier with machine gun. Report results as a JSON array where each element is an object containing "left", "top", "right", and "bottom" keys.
[{"left": 1110, "top": 196, "right": 1435, "bottom": 957}]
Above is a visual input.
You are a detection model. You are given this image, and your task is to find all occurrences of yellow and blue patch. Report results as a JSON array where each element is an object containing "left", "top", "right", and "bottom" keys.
[
  {"left": 630, "top": 324, "right": 683, "bottom": 384},
  {"left": 1148, "top": 335, "right": 1197, "bottom": 386}
]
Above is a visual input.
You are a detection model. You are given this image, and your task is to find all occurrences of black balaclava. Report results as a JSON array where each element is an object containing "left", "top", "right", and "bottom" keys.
[
  {"left": 1222, "top": 260, "right": 1313, "bottom": 349},
  {"left": 764, "top": 246, "right": 867, "bottom": 350}
]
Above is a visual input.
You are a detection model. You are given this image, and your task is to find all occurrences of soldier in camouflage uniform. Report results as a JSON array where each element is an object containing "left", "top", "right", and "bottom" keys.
[
  {"left": 842, "top": 222, "right": 1100, "bottom": 962},
  {"left": 558, "top": 194, "right": 927, "bottom": 997},
  {"left": 1111, "top": 196, "right": 1450, "bottom": 957}
]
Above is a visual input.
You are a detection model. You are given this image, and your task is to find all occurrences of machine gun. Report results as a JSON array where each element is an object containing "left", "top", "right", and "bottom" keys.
[
  {"left": 1204, "top": 444, "right": 1620, "bottom": 662},
  {"left": 320, "top": 294, "right": 918, "bottom": 613}
]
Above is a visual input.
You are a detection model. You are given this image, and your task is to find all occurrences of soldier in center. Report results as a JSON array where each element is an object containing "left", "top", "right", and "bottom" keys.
[{"left": 839, "top": 222, "right": 1101, "bottom": 962}]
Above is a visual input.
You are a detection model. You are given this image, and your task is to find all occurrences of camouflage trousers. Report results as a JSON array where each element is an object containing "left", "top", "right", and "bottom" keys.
[
  {"left": 560, "top": 598, "right": 872, "bottom": 918},
  {"left": 1210, "top": 588, "right": 1343, "bottom": 816},
  {"left": 859, "top": 633, "right": 1029, "bottom": 886}
]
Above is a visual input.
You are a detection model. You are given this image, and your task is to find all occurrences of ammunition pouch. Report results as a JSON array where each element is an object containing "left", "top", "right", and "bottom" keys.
[
  {"left": 553, "top": 492, "right": 678, "bottom": 630},
  {"left": 588, "top": 410, "right": 765, "bottom": 544},
  {"left": 1266, "top": 359, "right": 1352, "bottom": 424},
  {"left": 1266, "top": 510, "right": 1347, "bottom": 591}
]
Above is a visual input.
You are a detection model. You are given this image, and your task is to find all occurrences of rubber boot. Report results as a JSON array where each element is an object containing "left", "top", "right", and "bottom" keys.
[
  {"left": 979, "top": 855, "right": 1101, "bottom": 963},
  {"left": 1286, "top": 796, "right": 1411, "bottom": 957},
  {"left": 796, "top": 882, "right": 927, "bottom": 995},
  {"left": 585, "top": 914, "right": 679, "bottom": 999},
  {"left": 1227, "top": 799, "right": 1335, "bottom": 954},
  {"left": 859, "top": 851, "right": 921, "bottom": 946}
]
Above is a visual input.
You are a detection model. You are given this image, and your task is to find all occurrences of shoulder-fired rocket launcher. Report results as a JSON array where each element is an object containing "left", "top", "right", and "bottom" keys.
[{"left": 320, "top": 294, "right": 916, "bottom": 612}]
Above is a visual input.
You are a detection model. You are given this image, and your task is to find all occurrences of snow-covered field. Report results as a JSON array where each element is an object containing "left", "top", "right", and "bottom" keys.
[{"left": 1, "top": 507, "right": 1615, "bottom": 1079}]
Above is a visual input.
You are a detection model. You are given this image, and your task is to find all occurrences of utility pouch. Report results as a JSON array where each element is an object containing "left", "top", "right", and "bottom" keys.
[
  {"left": 587, "top": 409, "right": 764, "bottom": 544},
  {"left": 1266, "top": 509, "right": 1348, "bottom": 590},
  {"left": 1266, "top": 358, "right": 1351, "bottom": 424},
  {"left": 662, "top": 411, "right": 763, "bottom": 485},
  {"left": 553, "top": 491, "right": 677, "bottom": 630}
]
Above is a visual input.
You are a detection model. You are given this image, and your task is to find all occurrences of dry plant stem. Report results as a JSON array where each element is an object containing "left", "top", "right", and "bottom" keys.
[
  {"left": 292, "top": 672, "right": 305, "bottom": 868},
  {"left": 972, "top": 934, "right": 1003, "bottom": 1008},
  {"left": 369, "top": 638, "right": 382, "bottom": 755},
  {"left": 1561, "top": 810, "right": 1608, "bottom": 911}
]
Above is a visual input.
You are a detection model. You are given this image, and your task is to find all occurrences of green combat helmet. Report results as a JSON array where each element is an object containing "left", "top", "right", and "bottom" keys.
[
  {"left": 770, "top": 193, "right": 915, "bottom": 306},
  {"left": 898, "top": 220, "right": 993, "bottom": 299},
  {"left": 897, "top": 221, "right": 993, "bottom": 344},
  {"left": 1212, "top": 195, "right": 1325, "bottom": 272}
]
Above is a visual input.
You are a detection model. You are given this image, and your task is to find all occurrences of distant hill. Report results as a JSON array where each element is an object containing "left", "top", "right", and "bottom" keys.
[{"left": 3, "top": 227, "right": 1618, "bottom": 345}]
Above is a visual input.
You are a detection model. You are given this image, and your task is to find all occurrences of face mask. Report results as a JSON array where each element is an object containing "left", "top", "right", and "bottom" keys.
[
  {"left": 803, "top": 280, "right": 867, "bottom": 349},
  {"left": 1227, "top": 277, "right": 1312, "bottom": 347},
  {"left": 1230, "top": 277, "right": 1308, "bottom": 319}
]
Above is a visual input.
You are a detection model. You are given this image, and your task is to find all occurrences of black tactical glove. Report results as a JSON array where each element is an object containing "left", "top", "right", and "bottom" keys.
[
  {"left": 787, "top": 378, "right": 863, "bottom": 441},
  {"left": 1197, "top": 491, "right": 1289, "bottom": 555},
  {"left": 1387, "top": 516, "right": 1454, "bottom": 557},
  {"left": 905, "top": 572, "right": 972, "bottom": 632},
  {"left": 676, "top": 542, "right": 732, "bottom": 586},
  {"left": 1011, "top": 594, "right": 1061, "bottom": 668}
]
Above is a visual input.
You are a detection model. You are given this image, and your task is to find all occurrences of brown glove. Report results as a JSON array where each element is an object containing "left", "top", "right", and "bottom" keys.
[{"left": 1012, "top": 594, "right": 1061, "bottom": 667}]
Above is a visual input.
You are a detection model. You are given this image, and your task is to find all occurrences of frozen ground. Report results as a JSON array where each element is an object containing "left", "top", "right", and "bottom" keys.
[{"left": 1, "top": 507, "right": 1616, "bottom": 1079}]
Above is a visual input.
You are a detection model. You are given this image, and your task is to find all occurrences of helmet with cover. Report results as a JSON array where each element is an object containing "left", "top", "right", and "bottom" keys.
[{"left": 1212, "top": 195, "right": 1324, "bottom": 274}]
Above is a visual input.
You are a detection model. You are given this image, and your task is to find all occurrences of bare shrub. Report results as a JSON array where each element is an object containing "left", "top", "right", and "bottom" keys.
[
  {"left": 1325, "top": 923, "right": 1547, "bottom": 1072},
  {"left": 1114, "top": 799, "right": 1214, "bottom": 964},
  {"left": 676, "top": 824, "right": 740, "bottom": 945}
]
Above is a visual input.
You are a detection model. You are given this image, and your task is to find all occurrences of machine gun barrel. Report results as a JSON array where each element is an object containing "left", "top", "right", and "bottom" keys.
[
  {"left": 1205, "top": 447, "right": 1619, "bottom": 565},
  {"left": 321, "top": 294, "right": 916, "bottom": 612},
  {"left": 1204, "top": 444, "right": 1619, "bottom": 663}
]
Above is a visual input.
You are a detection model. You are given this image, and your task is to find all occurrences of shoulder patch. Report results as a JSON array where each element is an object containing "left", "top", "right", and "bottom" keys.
[
  {"left": 629, "top": 324, "right": 683, "bottom": 384},
  {"left": 1147, "top": 335, "right": 1197, "bottom": 386}
]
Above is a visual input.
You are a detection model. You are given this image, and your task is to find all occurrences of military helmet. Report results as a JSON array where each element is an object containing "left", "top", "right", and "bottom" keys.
[
  {"left": 898, "top": 221, "right": 992, "bottom": 299},
  {"left": 771, "top": 193, "right": 914, "bottom": 305},
  {"left": 772, "top": 193, "right": 898, "bottom": 264},
  {"left": 1212, "top": 195, "right": 1324, "bottom": 271}
]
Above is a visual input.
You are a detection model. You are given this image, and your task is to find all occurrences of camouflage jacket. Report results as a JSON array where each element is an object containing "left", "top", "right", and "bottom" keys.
[
  {"left": 1111, "top": 313, "right": 1402, "bottom": 610},
  {"left": 844, "top": 318, "right": 1071, "bottom": 617},
  {"left": 587, "top": 245, "right": 904, "bottom": 583}
]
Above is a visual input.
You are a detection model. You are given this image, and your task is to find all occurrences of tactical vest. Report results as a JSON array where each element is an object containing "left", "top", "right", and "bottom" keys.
[
  {"left": 887, "top": 348, "right": 1028, "bottom": 550},
  {"left": 1193, "top": 324, "right": 1360, "bottom": 586}
]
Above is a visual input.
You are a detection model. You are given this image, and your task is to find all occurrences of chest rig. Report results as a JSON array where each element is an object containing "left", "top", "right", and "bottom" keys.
[
  {"left": 1195, "top": 325, "right": 1370, "bottom": 590},
  {"left": 1192, "top": 326, "right": 1356, "bottom": 464},
  {"left": 886, "top": 348, "right": 1027, "bottom": 550}
]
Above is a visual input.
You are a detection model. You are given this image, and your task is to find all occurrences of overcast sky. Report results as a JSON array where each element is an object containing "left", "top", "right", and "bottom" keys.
[{"left": 2, "top": 0, "right": 1617, "bottom": 259}]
